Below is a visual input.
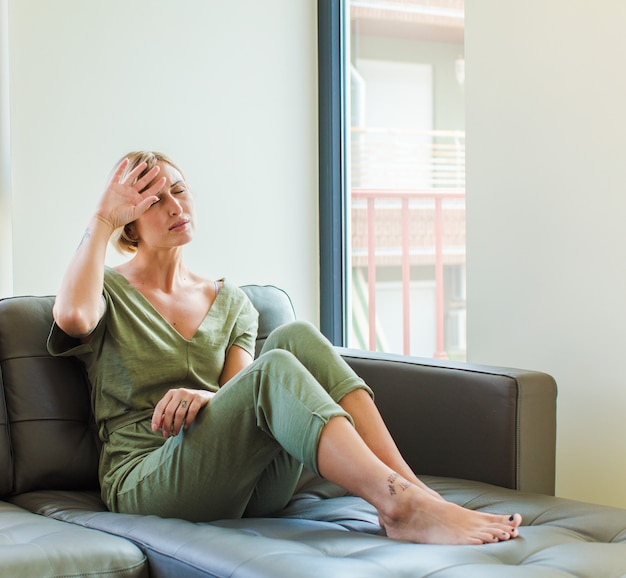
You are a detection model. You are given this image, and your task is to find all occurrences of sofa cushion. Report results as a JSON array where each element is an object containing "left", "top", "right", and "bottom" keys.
[
  {"left": 12, "top": 476, "right": 626, "bottom": 578},
  {"left": 0, "top": 500, "right": 148, "bottom": 578},
  {"left": 241, "top": 284, "right": 296, "bottom": 356},
  {"left": 0, "top": 374, "right": 9, "bottom": 496},
  {"left": 0, "top": 296, "right": 99, "bottom": 496}
]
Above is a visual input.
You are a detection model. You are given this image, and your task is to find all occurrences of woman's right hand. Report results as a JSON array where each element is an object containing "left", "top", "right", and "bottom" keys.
[
  {"left": 95, "top": 158, "right": 166, "bottom": 230},
  {"left": 152, "top": 388, "right": 215, "bottom": 438}
]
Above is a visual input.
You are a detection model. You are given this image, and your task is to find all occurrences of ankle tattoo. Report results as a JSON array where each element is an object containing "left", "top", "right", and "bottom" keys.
[{"left": 388, "top": 472, "right": 410, "bottom": 496}]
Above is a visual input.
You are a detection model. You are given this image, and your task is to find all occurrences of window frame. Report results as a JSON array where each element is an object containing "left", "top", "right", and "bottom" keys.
[{"left": 318, "top": 0, "right": 347, "bottom": 345}]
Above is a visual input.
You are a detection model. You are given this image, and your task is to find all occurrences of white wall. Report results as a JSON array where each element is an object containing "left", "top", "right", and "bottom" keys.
[
  {"left": 5, "top": 0, "right": 319, "bottom": 322},
  {"left": 466, "top": 0, "right": 626, "bottom": 507},
  {"left": 0, "top": 0, "right": 11, "bottom": 298}
]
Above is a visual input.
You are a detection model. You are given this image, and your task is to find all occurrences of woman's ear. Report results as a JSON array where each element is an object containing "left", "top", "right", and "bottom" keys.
[{"left": 124, "top": 223, "right": 139, "bottom": 242}]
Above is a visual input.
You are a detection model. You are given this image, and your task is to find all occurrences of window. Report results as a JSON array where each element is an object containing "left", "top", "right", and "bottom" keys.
[{"left": 319, "top": 0, "right": 466, "bottom": 360}]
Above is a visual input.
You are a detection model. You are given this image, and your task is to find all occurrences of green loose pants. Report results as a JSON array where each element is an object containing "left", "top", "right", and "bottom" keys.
[{"left": 115, "top": 320, "right": 373, "bottom": 522}]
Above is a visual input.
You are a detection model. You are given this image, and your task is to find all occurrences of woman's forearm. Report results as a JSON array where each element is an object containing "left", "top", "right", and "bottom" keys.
[
  {"left": 52, "top": 215, "right": 114, "bottom": 337},
  {"left": 53, "top": 158, "right": 164, "bottom": 337}
]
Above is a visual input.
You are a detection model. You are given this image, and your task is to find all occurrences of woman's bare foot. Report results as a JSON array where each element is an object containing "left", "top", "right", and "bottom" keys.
[{"left": 378, "top": 473, "right": 522, "bottom": 545}]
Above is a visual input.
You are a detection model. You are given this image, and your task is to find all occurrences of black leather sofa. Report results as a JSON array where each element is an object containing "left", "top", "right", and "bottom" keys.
[{"left": 1, "top": 286, "right": 625, "bottom": 577}]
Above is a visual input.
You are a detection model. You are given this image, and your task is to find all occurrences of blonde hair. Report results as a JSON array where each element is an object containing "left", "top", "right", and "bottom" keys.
[{"left": 112, "top": 151, "right": 186, "bottom": 254}]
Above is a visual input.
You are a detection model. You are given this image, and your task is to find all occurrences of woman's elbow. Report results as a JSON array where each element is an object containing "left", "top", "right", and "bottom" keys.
[{"left": 52, "top": 302, "right": 100, "bottom": 338}]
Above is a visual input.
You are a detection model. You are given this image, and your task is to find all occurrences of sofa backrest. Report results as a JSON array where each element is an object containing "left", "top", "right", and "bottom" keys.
[
  {"left": 0, "top": 285, "right": 295, "bottom": 498},
  {"left": 0, "top": 295, "right": 99, "bottom": 497},
  {"left": 240, "top": 284, "right": 296, "bottom": 356}
]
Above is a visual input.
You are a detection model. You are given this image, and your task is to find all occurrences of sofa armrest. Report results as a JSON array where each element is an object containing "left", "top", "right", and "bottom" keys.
[{"left": 339, "top": 348, "right": 557, "bottom": 495}]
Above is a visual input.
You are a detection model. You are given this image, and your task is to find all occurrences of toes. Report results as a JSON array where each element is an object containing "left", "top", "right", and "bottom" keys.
[
  {"left": 477, "top": 532, "right": 500, "bottom": 544},
  {"left": 509, "top": 513, "right": 523, "bottom": 527},
  {"left": 477, "top": 522, "right": 518, "bottom": 544}
]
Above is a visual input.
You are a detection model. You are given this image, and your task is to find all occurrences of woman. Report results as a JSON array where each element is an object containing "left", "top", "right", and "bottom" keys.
[{"left": 49, "top": 151, "right": 522, "bottom": 545}]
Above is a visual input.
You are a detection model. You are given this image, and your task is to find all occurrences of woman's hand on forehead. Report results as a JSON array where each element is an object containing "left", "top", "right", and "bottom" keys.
[{"left": 95, "top": 158, "right": 166, "bottom": 230}]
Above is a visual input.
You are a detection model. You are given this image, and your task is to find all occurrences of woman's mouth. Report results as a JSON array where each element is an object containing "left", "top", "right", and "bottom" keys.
[{"left": 169, "top": 219, "right": 190, "bottom": 231}]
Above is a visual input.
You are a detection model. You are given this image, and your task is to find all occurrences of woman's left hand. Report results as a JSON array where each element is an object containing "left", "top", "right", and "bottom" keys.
[{"left": 151, "top": 388, "right": 214, "bottom": 438}]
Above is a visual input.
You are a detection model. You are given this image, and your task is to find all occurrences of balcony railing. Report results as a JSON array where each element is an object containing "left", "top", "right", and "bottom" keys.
[
  {"left": 349, "top": 127, "right": 466, "bottom": 359},
  {"left": 351, "top": 188, "right": 465, "bottom": 358}
]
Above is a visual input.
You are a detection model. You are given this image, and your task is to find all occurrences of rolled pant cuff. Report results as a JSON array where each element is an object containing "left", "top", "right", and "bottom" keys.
[
  {"left": 331, "top": 376, "right": 375, "bottom": 404},
  {"left": 304, "top": 406, "right": 353, "bottom": 477}
]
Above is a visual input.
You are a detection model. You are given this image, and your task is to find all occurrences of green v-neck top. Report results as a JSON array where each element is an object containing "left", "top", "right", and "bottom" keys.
[{"left": 47, "top": 267, "right": 258, "bottom": 504}]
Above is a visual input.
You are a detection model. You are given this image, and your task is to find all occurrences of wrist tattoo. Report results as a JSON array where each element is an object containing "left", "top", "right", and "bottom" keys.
[{"left": 77, "top": 227, "right": 92, "bottom": 249}]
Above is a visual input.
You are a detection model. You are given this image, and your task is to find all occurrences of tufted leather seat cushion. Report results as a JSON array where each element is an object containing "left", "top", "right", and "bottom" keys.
[
  {"left": 0, "top": 501, "right": 147, "bottom": 578},
  {"left": 11, "top": 474, "right": 626, "bottom": 578}
]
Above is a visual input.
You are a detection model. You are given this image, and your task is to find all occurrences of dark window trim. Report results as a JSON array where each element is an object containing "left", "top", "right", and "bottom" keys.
[{"left": 318, "top": 0, "right": 346, "bottom": 345}]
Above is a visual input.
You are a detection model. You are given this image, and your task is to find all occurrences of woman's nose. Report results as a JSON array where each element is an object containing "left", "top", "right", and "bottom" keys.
[{"left": 164, "top": 193, "right": 182, "bottom": 215}]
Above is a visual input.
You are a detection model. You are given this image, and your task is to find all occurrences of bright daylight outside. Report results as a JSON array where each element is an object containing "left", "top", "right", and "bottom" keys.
[{"left": 346, "top": 0, "right": 466, "bottom": 360}]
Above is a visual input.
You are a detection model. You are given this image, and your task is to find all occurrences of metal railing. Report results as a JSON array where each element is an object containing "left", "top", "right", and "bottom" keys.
[
  {"left": 351, "top": 188, "right": 465, "bottom": 358},
  {"left": 349, "top": 127, "right": 466, "bottom": 358}
]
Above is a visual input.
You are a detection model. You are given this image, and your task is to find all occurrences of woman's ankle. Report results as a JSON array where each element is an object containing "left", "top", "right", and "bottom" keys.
[{"left": 377, "top": 472, "right": 422, "bottom": 523}]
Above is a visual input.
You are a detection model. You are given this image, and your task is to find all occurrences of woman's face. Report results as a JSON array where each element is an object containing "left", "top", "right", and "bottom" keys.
[{"left": 132, "top": 161, "right": 196, "bottom": 250}]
